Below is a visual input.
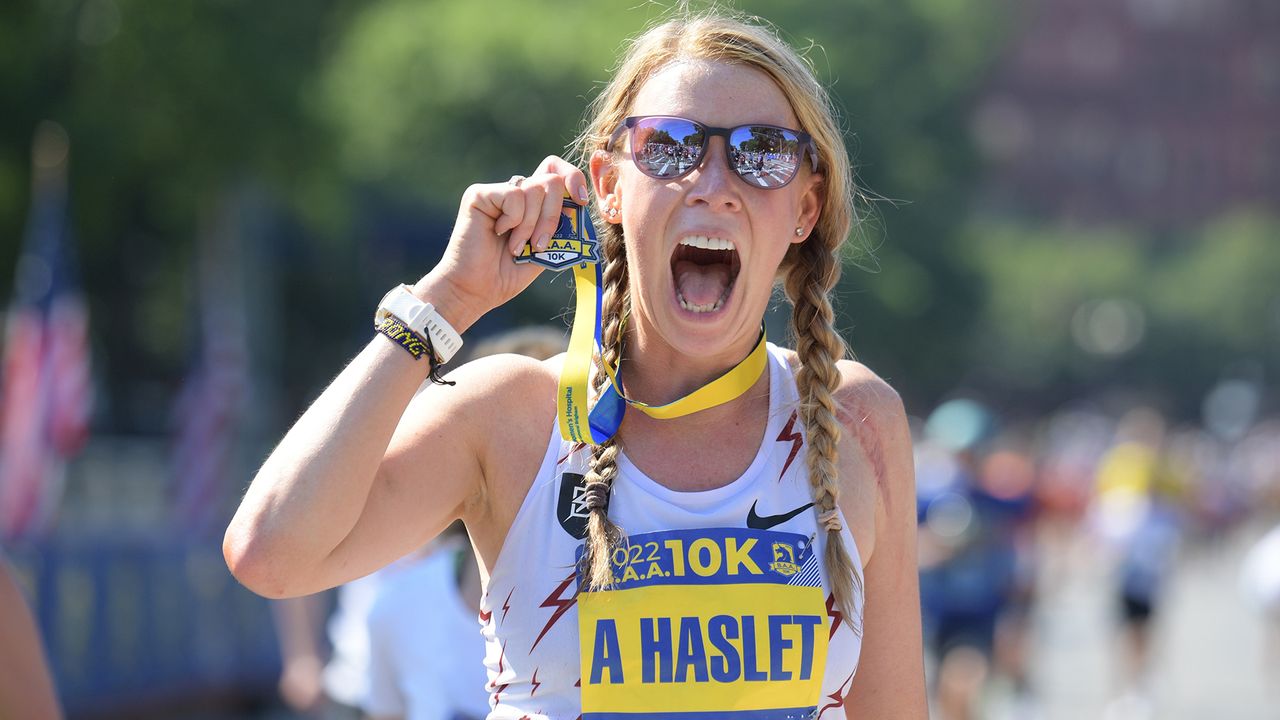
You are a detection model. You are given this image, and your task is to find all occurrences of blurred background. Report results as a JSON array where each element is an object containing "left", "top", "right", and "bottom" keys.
[{"left": 1, "top": 0, "right": 1277, "bottom": 718}]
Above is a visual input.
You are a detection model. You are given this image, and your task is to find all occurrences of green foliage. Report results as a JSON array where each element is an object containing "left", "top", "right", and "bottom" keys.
[
  {"left": 962, "top": 220, "right": 1147, "bottom": 388},
  {"left": 318, "top": 0, "right": 658, "bottom": 205},
  {"left": 0, "top": 0, "right": 1035, "bottom": 427},
  {"left": 0, "top": 0, "right": 352, "bottom": 430},
  {"left": 961, "top": 212, "right": 1280, "bottom": 415},
  {"left": 315, "top": 0, "right": 1011, "bottom": 406},
  {"left": 1152, "top": 211, "right": 1280, "bottom": 352}
]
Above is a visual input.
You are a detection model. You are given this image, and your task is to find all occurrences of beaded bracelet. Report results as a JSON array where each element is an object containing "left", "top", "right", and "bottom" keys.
[{"left": 374, "top": 314, "right": 456, "bottom": 386}]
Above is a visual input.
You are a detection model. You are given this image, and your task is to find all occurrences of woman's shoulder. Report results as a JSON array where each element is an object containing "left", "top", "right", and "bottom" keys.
[
  {"left": 432, "top": 352, "right": 564, "bottom": 561},
  {"left": 776, "top": 347, "right": 912, "bottom": 514},
  {"left": 772, "top": 347, "right": 906, "bottom": 429},
  {"left": 831, "top": 359, "right": 906, "bottom": 428},
  {"left": 424, "top": 348, "right": 560, "bottom": 453},
  {"left": 446, "top": 349, "right": 562, "bottom": 396}
]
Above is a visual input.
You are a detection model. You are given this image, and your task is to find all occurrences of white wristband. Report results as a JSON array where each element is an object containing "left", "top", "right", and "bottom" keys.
[{"left": 375, "top": 284, "right": 464, "bottom": 364}]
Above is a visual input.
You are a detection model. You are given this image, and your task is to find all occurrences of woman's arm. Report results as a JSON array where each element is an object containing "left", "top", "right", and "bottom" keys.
[
  {"left": 224, "top": 158, "right": 588, "bottom": 599},
  {"left": 838, "top": 373, "right": 929, "bottom": 719},
  {"left": 225, "top": 286, "right": 480, "bottom": 599}
]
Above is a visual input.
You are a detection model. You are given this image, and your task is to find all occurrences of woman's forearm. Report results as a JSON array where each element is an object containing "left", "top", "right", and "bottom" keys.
[
  {"left": 224, "top": 274, "right": 482, "bottom": 598},
  {"left": 224, "top": 335, "right": 425, "bottom": 594}
]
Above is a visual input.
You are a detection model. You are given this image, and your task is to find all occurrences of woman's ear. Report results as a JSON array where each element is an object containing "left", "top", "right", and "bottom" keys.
[
  {"left": 590, "top": 149, "right": 622, "bottom": 224},
  {"left": 792, "top": 172, "right": 824, "bottom": 244}
]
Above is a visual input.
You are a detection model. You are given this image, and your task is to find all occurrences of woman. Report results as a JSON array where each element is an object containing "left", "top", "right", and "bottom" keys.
[{"left": 225, "top": 12, "right": 925, "bottom": 719}]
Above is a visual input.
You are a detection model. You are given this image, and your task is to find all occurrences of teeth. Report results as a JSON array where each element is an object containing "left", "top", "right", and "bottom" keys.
[
  {"left": 676, "top": 284, "right": 734, "bottom": 314},
  {"left": 678, "top": 295, "right": 725, "bottom": 313},
  {"left": 679, "top": 235, "right": 735, "bottom": 251}
]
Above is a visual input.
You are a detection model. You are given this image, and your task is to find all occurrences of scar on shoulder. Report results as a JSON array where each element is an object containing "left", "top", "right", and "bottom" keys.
[{"left": 834, "top": 387, "right": 892, "bottom": 513}]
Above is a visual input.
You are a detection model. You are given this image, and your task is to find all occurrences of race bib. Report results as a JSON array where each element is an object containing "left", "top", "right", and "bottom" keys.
[{"left": 577, "top": 528, "right": 828, "bottom": 719}]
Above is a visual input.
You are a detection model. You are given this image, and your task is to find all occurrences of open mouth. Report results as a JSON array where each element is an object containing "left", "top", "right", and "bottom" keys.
[{"left": 671, "top": 235, "right": 741, "bottom": 313}]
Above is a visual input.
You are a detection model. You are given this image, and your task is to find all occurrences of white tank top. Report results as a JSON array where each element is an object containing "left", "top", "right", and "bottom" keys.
[{"left": 479, "top": 344, "right": 865, "bottom": 719}]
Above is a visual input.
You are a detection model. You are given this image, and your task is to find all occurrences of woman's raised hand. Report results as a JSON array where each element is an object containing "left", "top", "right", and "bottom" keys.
[{"left": 412, "top": 156, "right": 591, "bottom": 332}]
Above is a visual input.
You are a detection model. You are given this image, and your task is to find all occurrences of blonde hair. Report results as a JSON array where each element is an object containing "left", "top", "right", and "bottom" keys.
[{"left": 572, "top": 11, "right": 863, "bottom": 628}]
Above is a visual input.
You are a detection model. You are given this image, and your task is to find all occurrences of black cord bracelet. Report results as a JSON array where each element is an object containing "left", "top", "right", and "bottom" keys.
[{"left": 374, "top": 315, "right": 456, "bottom": 386}]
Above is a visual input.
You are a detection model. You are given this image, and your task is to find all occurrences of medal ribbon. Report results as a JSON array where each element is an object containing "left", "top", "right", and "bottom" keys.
[
  {"left": 595, "top": 327, "right": 768, "bottom": 421},
  {"left": 523, "top": 196, "right": 767, "bottom": 445}
]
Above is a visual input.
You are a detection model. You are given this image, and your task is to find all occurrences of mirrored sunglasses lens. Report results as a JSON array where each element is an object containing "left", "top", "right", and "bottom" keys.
[
  {"left": 729, "top": 126, "right": 803, "bottom": 188},
  {"left": 632, "top": 118, "right": 703, "bottom": 178}
]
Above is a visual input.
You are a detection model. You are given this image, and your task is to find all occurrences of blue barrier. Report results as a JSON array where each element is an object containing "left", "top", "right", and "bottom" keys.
[{"left": 8, "top": 534, "right": 281, "bottom": 716}]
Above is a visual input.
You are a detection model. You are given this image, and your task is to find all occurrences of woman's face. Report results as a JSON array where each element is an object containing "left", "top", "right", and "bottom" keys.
[{"left": 597, "top": 59, "right": 824, "bottom": 360}]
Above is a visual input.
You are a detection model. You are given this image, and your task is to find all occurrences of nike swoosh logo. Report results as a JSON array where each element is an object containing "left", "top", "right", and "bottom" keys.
[{"left": 747, "top": 500, "right": 814, "bottom": 530}]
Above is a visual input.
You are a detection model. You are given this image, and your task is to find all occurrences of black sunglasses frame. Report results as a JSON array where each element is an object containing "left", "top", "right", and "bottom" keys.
[{"left": 610, "top": 115, "right": 819, "bottom": 188}]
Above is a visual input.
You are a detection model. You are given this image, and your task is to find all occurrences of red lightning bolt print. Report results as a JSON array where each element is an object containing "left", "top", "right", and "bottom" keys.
[
  {"left": 530, "top": 668, "right": 541, "bottom": 697},
  {"left": 557, "top": 443, "right": 588, "bottom": 466},
  {"left": 826, "top": 592, "right": 844, "bottom": 640},
  {"left": 777, "top": 410, "right": 803, "bottom": 481},
  {"left": 531, "top": 571, "right": 579, "bottom": 653},
  {"left": 502, "top": 587, "right": 515, "bottom": 624},
  {"left": 478, "top": 607, "right": 492, "bottom": 624},
  {"left": 486, "top": 639, "right": 507, "bottom": 687},
  {"left": 816, "top": 669, "right": 856, "bottom": 718},
  {"left": 490, "top": 640, "right": 508, "bottom": 704}
]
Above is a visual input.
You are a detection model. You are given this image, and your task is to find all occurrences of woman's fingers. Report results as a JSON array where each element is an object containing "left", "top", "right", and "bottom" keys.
[
  {"left": 465, "top": 157, "right": 589, "bottom": 258},
  {"left": 492, "top": 187, "right": 524, "bottom": 238},
  {"left": 536, "top": 155, "right": 590, "bottom": 205},
  {"left": 531, "top": 174, "right": 569, "bottom": 251},
  {"left": 431, "top": 156, "right": 592, "bottom": 319},
  {"left": 504, "top": 170, "right": 576, "bottom": 253},
  {"left": 510, "top": 180, "right": 547, "bottom": 251}
]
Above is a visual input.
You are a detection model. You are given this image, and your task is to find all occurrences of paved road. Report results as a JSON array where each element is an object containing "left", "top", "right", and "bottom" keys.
[{"left": 1007, "top": 521, "right": 1277, "bottom": 719}]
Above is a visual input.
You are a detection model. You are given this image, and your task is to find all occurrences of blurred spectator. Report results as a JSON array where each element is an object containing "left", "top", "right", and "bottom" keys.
[
  {"left": 916, "top": 399, "right": 1037, "bottom": 720},
  {"left": 0, "top": 551, "right": 62, "bottom": 720},
  {"left": 1240, "top": 521, "right": 1280, "bottom": 700},
  {"left": 363, "top": 529, "right": 488, "bottom": 720},
  {"left": 976, "top": 432, "right": 1040, "bottom": 717},
  {"left": 273, "top": 584, "right": 365, "bottom": 718},
  {"left": 1092, "top": 408, "right": 1183, "bottom": 720}
]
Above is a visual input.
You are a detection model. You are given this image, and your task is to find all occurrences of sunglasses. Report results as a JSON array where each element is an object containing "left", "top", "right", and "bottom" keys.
[{"left": 610, "top": 115, "right": 818, "bottom": 189}]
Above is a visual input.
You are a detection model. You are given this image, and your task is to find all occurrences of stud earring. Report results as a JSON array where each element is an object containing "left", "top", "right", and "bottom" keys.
[
  {"left": 794, "top": 227, "right": 805, "bottom": 237},
  {"left": 607, "top": 207, "right": 619, "bottom": 219}
]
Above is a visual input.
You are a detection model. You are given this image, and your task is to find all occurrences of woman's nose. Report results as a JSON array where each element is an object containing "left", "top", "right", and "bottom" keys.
[{"left": 685, "top": 137, "right": 742, "bottom": 211}]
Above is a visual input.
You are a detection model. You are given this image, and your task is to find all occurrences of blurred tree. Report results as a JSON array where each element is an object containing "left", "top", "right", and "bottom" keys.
[
  {"left": 960, "top": 220, "right": 1149, "bottom": 397},
  {"left": 960, "top": 211, "right": 1280, "bottom": 417},
  {"left": 778, "top": 0, "right": 1013, "bottom": 407},
  {"left": 1145, "top": 211, "right": 1280, "bottom": 416},
  {"left": 2, "top": 0, "right": 1012, "bottom": 430},
  {"left": 318, "top": 0, "right": 1012, "bottom": 407},
  {"left": 0, "top": 0, "right": 357, "bottom": 431}
]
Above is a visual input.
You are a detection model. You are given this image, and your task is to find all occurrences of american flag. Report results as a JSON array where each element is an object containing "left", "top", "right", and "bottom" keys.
[
  {"left": 0, "top": 123, "right": 94, "bottom": 540},
  {"left": 169, "top": 198, "right": 247, "bottom": 537}
]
